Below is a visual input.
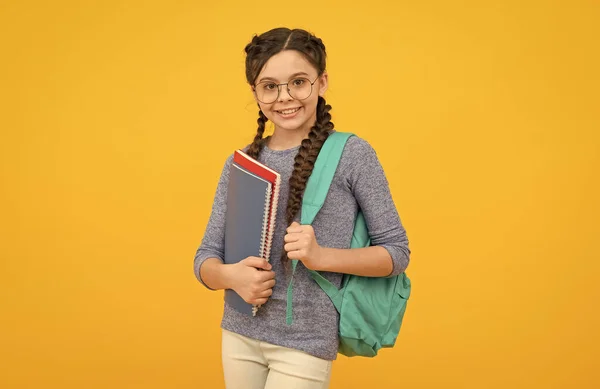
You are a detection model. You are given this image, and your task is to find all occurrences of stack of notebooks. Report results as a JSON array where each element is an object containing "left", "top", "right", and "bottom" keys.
[{"left": 224, "top": 149, "right": 281, "bottom": 316}]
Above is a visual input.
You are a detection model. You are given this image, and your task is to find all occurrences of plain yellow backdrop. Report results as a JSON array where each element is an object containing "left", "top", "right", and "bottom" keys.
[{"left": 1, "top": 0, "right": 598, "bottom": 388}]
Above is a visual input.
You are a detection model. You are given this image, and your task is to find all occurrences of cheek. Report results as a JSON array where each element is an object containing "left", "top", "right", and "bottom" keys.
[
  {"left": 262, "top": 110, "right": 276, "bottom": 123},
  {"left": 302, "top": 97, "right": 319, "bottom": 115},
  {"left": 258, "top": 103, "right": 275, "bottom": 119}
]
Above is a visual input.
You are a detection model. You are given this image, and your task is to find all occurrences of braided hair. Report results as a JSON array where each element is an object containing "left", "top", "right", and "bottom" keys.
[{"left": 243, "top": 28, "right": 335, "bottom": 263}]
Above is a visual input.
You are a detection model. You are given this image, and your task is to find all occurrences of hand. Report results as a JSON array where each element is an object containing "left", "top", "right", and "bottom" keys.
[
  {"left": 229, "top": 257, "right": 275, "bottom": 306},
  {"left": 283, "top": 222, "right": 324, "bottom": 270}
]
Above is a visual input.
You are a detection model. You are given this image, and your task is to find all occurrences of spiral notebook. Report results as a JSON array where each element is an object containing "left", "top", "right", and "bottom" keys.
[{"left": 223, "top": 150, "right": 281, "bottom": 316}]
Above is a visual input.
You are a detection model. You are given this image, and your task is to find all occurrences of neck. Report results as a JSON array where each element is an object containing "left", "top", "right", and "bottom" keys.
[{"left": 267, "top": 128, "right": 310, "bottom": 150}]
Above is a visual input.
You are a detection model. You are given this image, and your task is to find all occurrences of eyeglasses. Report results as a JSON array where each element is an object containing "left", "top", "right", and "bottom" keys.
[{"left": 252, "top": 76, "right": 319, "bottom": 104}]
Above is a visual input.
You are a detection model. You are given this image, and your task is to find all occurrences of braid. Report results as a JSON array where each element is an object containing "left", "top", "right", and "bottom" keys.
[
  {"left": 242, "top": 27, "right": 335, "bottom": 267},
  {"left": 281, "top": 96, "right": 334, "bottom": 262},
  {"left": 246, "top": 109, "right": 267, "bottom": 160}
]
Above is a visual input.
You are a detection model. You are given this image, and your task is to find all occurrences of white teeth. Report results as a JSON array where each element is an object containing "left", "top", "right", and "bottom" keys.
[{"left": 278, "top": 107, "right": 300, "bottom": 115}]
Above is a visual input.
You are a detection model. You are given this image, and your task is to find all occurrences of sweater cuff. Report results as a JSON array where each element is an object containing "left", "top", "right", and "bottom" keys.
[
  {"left": 194, "top": 253, "right": 224, "bottom": 290},
  {"left": 380, "top": 244, "right": 410, "bottom": 277}
]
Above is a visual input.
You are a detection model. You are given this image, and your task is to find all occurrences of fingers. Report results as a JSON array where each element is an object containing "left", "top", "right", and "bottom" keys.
[
  {"left": 262, "top": 278, "right": 276, "bottom": 290},
  {"left": 286, "top": 250, "right": 303, "bottom": 260},
  {"left": 257, "top": 270, "right": 276, "bottom": 282},
  {"left": 284, "top": 241, "right": 304, "bottom": 253},
  {"left": 235, "top": 258, "right": 276, "bottom": 306},
  {"left": 284, "top": 233, "right": 300, "bottom": 243},
  {"left": 286, "top": 222, "right": 304, "bottom": 234},
  {"left": 251, "top": 297, "right": 269, "bottom": 306},
  {"left": 257, "top": 287, "right": 273, "bottom": 298},
  {"left": 285, "top": 224, "right": 315, "bottom": 242},
  {"left": 242, "top": 256, "right": 272, "bottom": 270},
  {"left": 247, "top": 279, "right": 275, "bottom": 305}
]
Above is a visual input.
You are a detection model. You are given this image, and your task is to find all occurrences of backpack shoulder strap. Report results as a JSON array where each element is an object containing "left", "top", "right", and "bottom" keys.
[
  {"left": 300, "top": 131, "right": 355, "bottom": 224},
  {"left": 286, "top": 131, "right": 355, "bottom": 324}
]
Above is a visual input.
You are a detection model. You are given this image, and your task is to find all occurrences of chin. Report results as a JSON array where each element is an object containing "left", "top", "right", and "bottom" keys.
[
  {"left": 273, "top": 121, "right": 309, "bottom": 132},
  {"left": 269, "top": 113, "right": 316, "bottom": 133}
]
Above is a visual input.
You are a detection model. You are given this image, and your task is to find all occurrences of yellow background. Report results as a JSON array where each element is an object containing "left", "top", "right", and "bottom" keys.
[{"left": 1, "top": 0, "right": 598, "bottom": 388}]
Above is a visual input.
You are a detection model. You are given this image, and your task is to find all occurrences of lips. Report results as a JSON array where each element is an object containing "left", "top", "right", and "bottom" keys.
[{"left": 275, "top": 107, "right": 301, "bottom": 115}]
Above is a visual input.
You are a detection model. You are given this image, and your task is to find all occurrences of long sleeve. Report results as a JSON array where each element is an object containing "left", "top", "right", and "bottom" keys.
[
  {"left": 197, "top": 138, "right": 409, "bottom": 361},
  {"left": 344, "top": 137, "right": 411, "bottom": 276},
  {"left": 193, "top": 154, "right": 233, "bottom": 289}
]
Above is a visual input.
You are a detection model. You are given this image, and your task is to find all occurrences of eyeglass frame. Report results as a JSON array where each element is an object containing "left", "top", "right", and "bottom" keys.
[{"left": 252, "top": 75, "right": 321, "bottom": 104}]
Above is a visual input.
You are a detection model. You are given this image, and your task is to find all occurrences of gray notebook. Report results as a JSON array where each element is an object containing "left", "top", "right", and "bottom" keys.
[{"left": 224, "top": 162, "right": 272, "bottom": 316}]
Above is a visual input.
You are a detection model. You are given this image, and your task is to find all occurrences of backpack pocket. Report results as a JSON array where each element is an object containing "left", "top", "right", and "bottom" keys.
[{"left": 382, "top": 273, "right": 411, "bottom": 348}]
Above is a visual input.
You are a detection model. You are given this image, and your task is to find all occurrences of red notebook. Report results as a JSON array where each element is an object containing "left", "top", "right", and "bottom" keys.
[{"left": 233, "top": 149, "right": 282, "bottom": 262}]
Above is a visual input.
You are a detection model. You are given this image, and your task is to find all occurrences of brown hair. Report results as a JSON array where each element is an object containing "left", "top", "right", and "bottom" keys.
[{"left": 243, "top": 28, "right": 334, "bottom": 262}]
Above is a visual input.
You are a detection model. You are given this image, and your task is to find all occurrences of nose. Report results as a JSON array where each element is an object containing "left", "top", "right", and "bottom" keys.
[{"left": 277, "top": 84, "right": 293, "bottom": 102}]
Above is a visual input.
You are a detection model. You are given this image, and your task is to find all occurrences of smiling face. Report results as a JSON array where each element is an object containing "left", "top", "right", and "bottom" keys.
[{"left": 252, "top": 50, "right": 328, "bottom": 136}]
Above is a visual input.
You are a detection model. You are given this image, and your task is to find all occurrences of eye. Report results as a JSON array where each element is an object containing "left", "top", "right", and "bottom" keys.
[
  {"left": 291, "top": 78, "right": 305, "bottom": 87},
  {"left": 261, "top": 83, "right": 277, "bottom": 91}
]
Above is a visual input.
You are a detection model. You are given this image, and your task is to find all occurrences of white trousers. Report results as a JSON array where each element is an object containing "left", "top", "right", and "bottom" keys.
[{"left": 221, "top": 329, "right": 333, "bottom": 389}]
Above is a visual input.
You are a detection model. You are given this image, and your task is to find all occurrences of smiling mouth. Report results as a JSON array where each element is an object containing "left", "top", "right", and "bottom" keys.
[{"left": 275, "top": 107, "right": 301, "bottom": 115}]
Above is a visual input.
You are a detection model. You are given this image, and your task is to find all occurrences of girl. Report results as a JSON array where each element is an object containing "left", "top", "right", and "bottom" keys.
[{"left": 194, "top": 27, "right": 410, "bottom": 389}]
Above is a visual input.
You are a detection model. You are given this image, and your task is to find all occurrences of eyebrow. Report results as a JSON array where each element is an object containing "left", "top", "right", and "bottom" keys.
[{"left": 257, "top": 72, "right": 311, "bottom": 83}]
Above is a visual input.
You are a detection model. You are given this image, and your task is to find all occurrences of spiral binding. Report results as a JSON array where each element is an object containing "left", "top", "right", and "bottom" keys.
[
  {"left": 252, "top": 174, "right": 282, "bottom": 316},
  {"left": 263, "top": 175, "right": 281, "bottom": 262},
  {"left": 253, "top": 182, "right": 274, "bottom": 317},
  {"left": 258, "top": 185, "right": 272, "bottom": 264}
]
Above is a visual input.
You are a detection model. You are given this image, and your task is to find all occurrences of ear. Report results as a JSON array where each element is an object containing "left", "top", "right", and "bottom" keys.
[{"left": 318, "top": 72, "right": 329, "bottom": 96}]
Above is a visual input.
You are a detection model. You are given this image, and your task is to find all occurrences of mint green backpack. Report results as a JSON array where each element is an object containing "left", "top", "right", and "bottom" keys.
[{"left": 285, "top": 131, "right": 412, "bottom": 358}]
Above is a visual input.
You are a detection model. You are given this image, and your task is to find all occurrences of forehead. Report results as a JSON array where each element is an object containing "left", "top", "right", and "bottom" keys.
[{"left": 257, "top": 50, "right": 317, "bottom": 82}]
